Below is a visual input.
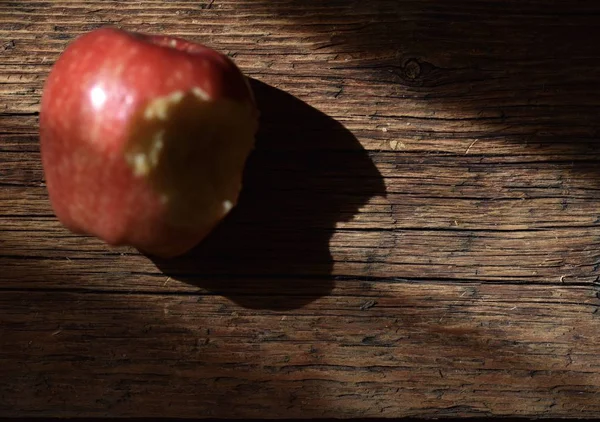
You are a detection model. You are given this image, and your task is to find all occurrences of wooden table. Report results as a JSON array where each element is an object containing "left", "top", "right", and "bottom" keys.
[{"left": 2, "top": 0, "right": 600, "bottom": 418}]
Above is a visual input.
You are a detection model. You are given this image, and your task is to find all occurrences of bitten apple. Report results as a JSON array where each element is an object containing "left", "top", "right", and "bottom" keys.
[{"left": 40, "top": 27, "right": 258, "bottom": 258}]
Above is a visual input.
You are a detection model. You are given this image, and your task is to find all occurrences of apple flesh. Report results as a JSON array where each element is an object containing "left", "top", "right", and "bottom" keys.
[{"left": 40, "top": 28, "right": 258, "bottom": 258}]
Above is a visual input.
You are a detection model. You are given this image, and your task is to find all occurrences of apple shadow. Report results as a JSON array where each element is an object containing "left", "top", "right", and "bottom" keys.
[{"left": 151, "top": 79, "right": 386, "bottom": 310}]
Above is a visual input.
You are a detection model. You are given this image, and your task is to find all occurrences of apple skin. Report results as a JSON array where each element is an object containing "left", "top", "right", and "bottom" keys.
[{"left": 40, "top": 27, "right": 258, "bottom": 258}]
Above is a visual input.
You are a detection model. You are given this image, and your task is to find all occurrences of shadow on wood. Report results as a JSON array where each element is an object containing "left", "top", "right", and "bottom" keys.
[{"left": 152, "top": 79, "right": 386, "bottom": 310}]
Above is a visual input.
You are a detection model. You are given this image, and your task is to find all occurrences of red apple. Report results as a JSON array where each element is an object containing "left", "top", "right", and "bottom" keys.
[{"left": 40, "top": 27, "right": 258, "bottom": 258}]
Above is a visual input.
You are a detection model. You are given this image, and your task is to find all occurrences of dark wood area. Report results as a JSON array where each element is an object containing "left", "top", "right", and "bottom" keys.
[{"left": 2, "top": 0, "right": 600, "bottom": 418}]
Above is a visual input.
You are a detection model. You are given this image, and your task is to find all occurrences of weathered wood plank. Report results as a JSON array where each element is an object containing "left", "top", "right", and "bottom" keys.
[
  {"left": 2, "top": 0, "right": 600, "bottom": 418},
  {"left": 2, "top": 215, "right": 600, "bottom": 287},
  {"left": 1, "top": 284, "right": 600, "bottom": 418}
]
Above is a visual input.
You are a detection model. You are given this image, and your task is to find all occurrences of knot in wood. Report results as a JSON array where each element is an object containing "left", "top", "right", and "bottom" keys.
[{"left": 403, "top": 59, "right": 421, "bottom": 80}]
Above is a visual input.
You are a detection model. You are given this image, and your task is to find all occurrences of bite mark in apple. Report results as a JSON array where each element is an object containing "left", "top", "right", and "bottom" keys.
[
  {"left": 222, "top": 200, "right": 233, "bottom": 214},
  {"left": 143, "top": 90, "right": 186, "bottom": 121},
  {"left": 192, "top": 86, "right": 210, "bottom": 101},
  {"left": 124, "top": 88, "right": 257, "bottom": 230},
  {"left": 128, "top": 129, "right": 165, "bottom": 177}
]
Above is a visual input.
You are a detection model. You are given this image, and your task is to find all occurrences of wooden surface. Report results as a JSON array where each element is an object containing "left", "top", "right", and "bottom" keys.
[{"left": 2, "top": 0, "right": 600, "bottom": 418}]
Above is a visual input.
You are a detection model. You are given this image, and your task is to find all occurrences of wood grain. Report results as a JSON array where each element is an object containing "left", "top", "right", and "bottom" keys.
[{"left": 2, "top": 0, "right": 600, "bottom": 418}]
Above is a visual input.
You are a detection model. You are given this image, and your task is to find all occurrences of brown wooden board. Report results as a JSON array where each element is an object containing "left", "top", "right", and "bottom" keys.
[{"left": 2, "top": 0, "right": 600, "bottom": 418}]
